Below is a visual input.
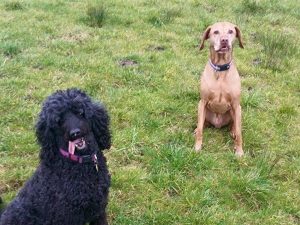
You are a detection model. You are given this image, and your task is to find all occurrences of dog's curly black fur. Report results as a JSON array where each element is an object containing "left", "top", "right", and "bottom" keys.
[{"left": 0, "top": 88, "right": 111, "bottom": 225}]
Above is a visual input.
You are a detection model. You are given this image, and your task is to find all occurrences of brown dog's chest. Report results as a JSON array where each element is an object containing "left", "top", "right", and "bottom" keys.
[
  {"left": 204, "top": 78, "right": 234, "bottom": 114},
  {"left": 207, "top": 92, "right": 231, "bottom": 114}
]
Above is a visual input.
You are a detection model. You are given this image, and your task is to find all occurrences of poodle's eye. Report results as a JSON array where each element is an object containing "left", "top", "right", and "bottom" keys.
[
  {"left": 78, "top": 110, "right": 84, "bottom": 117},
  {"left": 57, "top": 118, "right": 63, "bottom": 126},
  {"left": 213, "top": 30, "right": 219, "bottom": 35},
  {"left": 228, "top": 29, "right": 234, "bottom": 34},
  {"left": 55, "top": 116, "right": 61, "bottom": 123}
]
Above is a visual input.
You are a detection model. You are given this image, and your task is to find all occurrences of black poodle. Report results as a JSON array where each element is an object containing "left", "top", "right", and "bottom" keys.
[{"left": 0, "top": 88, "right": 111, "bottom": 225}]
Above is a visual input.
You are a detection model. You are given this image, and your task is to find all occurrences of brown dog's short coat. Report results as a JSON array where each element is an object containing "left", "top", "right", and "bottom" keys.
[{"left": 194, "top": 22, "right": 244, "bottom": 156}]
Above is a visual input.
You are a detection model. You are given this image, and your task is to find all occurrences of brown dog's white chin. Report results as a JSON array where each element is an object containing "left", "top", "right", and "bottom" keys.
[{"left": 217, "top": 47, "right": 230, "bottom": 53}]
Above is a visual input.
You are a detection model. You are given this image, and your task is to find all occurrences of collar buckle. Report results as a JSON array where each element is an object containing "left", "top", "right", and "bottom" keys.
[{"left": 80, "top": 155, "right": 93, "bottom": 164}]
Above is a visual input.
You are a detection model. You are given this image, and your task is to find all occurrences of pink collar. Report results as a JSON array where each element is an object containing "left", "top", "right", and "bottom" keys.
[{"left": 59, "top": 148, "right": 97, "bottom": 164}]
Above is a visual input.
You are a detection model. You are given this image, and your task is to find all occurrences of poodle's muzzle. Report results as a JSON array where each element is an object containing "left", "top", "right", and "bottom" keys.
[{"left": 61, "top": 111, "right": 90, "bottom": 153}]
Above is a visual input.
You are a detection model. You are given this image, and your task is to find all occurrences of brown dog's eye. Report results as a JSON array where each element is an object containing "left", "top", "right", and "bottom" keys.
[
  {"left": 213, "top": 30, "right": 219, "bottom": 35},
  {"left": 228, "top": 30, "right": 233, "bottom": 34}
]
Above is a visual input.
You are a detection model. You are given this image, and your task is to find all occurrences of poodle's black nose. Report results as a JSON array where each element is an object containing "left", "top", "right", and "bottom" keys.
[{"left": 70, "top": 128, "right": 81, "bottom": 139}]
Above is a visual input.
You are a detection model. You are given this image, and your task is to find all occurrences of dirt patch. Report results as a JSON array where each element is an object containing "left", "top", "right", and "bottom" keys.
[
  {"left": 0, "top": 179, "right": 24, "bottom": 194},
  {"left": 119, "top": 59, "right": 138, "bottom": 67},
  {"left": 61, "top": 30, "right": 90, "bottom": 43},
  {"left": 252, "top": 58, "right": 262, "bottom": 66},
  {"left": 147, "top": 45, "right": 166, "bottom": 51},
  {"left": 153, "top": 46, "right": 165, "bottom": 51}
]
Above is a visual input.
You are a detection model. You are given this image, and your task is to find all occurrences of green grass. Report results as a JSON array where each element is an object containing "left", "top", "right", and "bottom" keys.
[
  {"left": 257, "top": 31, "right": 298, "bottom": 70},
  {"left": 86, "top": 4, "right": 106, "bottom": 28},
  {"left": 4, "top": 1, "right": 25, "bottom": 11},
  {"left": 0, "top": 0, "right": 299, "bottom": 224}
]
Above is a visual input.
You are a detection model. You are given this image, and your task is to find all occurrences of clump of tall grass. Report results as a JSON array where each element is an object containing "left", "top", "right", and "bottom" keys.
[
  {"left": 242, "top": 90, "right": 263, "bottom": 109},
  {"left": 148, "top": 7, "right": 181, "bottom": 27},
  {"left": 1, "top": 43, "right": 21, "bottom": 57},
  {"left": 236, "top": 0, "right": 264, "bottom": 14},
  {"left": 257, "top": 32, "right": 297, "bottom": 70},
  {"left": 86, "top": 4, "right": 106, "bottom": 28},
  {"left": 5, "top": 1, "right": 24, "bottom": 11}
]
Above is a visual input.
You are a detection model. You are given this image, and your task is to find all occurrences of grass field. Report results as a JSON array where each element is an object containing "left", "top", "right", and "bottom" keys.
[{"left": 0, "top": 0, "right": 299, "bottom": 224}]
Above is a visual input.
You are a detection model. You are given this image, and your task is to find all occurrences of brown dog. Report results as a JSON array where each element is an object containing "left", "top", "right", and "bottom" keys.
[{"left": 194, "top": 22, "right": 244, "bottom": 156}]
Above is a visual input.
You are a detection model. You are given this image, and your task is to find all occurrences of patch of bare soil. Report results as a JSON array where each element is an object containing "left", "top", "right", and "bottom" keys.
[{"left": 119, "top": 59, "right": 138, "bottom": 67}]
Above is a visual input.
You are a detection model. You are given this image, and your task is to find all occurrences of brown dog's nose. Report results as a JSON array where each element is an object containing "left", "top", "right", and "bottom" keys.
[{"left": 221, "top": 38, "right": 228, "bottom": 45}]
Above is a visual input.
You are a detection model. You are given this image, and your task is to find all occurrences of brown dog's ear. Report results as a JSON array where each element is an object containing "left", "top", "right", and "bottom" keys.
[
  {"left": 235, "top": 26, "right": 244, "bottom": 49},
  {"left": 199, "top": 26, "right": 211, "bottom": 50}
]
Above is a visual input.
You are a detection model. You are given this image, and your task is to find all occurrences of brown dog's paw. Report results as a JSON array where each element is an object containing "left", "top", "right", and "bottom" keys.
[
  {"left": 194, "top": 128, "right": 203, "bottom": 152},
  {"left": 234, "top": 147, "right": 244, "bottom": 157},
  {"left": 195, "top": 141, "right": 202, "bottom": 152}
]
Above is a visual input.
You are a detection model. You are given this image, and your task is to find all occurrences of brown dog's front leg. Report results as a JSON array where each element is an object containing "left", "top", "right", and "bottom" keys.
[
  {"left": 232, "top": 104, "right": 243, "bottom": 156},
  {"left": 194, "top": 100, "right": 206, "bottom": 152}
]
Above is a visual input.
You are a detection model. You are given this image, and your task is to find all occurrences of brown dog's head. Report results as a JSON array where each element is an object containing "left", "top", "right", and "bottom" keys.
[{"left": 199, "top": 22, "right": 244, "bottom": 53}]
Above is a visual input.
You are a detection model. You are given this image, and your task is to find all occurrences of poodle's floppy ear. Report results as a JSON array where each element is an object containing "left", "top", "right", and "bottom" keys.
[
  {"left": 90, "top": 103, "right": 111, "bottom": 150},
  {"left": 35, "top": 110, "right": 58, "bottom": 163}
]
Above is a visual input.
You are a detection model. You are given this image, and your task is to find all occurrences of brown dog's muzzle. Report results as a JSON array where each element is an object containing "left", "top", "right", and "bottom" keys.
[{"left": 218, "top": 38, "right": 230, "bottom": 53}]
